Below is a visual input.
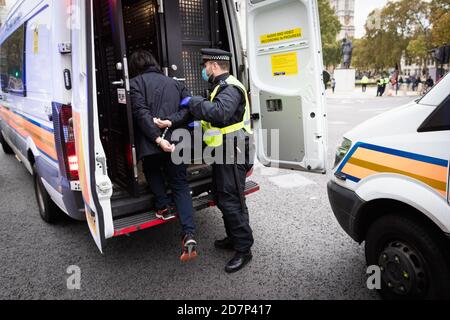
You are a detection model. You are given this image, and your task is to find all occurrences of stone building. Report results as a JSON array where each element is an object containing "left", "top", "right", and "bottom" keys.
[
  {"left": 329, "top": 0, "right": 355, "bottom": 40},
  {"left": 0, "top": 0, "right": 14, "bottom": 27}
]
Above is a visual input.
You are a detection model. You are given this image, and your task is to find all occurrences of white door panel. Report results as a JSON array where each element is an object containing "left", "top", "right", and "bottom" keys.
[{"left": 247, "top": 0, "right": 327, "bottom": 172}]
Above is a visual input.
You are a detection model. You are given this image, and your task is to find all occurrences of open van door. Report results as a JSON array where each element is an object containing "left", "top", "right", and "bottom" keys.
[
  {"left": 246, "top": 0, "right": 327, "bottom": 172},
  {"left": 447, "top": 157, "right": 449, "bottom": 205},
  {"left": 71, "top": 0, "right": 114, "bottom": 252}
]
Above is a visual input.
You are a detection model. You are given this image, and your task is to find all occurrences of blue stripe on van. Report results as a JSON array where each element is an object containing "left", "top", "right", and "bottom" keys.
[
  {"left": 13, "top": 111, "right": 54, "bottom": 133},
  {"left": 337, "top": 142, "right": 449, "bottom": 174}
]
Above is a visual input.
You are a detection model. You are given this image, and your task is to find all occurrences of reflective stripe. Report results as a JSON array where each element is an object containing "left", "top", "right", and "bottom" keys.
[
  {"left": 202, "top": 75, "right": 252, "bottom": 147},
  {"left": 204, "top": 130, "right": 222, "bottom": 137}
]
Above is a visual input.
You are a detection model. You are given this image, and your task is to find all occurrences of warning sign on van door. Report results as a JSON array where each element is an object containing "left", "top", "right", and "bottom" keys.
[
  {"left": 33, "top": 29, "right": 39, "bottom": 55},
  {"left": 117, "top": 89, "right": 127, "bottom": 104},
  {"left": 260, "top": 28, "right": 302, "bottom": 45},
  {"left": 271, "top": 52, "right": 298, "bottom": 77}
]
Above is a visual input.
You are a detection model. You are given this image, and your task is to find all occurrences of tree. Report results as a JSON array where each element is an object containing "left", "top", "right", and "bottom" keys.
[
  {"left": 430, "top": 0, "right": 450, "bottom": 46},
  {"left": 352, "top": 0, "right": 433, "bottom": 73},
  {"left": 318, "top": 0, "right": 341, "bottom": 67},
  {"left": 407, "top": 35, "right": 428, "bottom": 62}
]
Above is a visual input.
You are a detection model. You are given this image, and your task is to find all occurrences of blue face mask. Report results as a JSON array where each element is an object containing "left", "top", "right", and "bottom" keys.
[{"left": 202, "top": 68, "right": 210, "bottom": 82}]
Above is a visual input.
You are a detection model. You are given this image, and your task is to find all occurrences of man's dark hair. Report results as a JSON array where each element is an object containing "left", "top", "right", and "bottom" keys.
[
  {"left": 215, "top": 60, "right": 230, "bottom": 72},
  {"left": 129, "top": 49, "right": 161, "bottom": 77}
]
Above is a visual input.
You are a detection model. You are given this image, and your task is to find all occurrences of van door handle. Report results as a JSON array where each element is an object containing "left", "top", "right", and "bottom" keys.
[{"left": 111, "top": 79, "right": 124, "bottom": 86}]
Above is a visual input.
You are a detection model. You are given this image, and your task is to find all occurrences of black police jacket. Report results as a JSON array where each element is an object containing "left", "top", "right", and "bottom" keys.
[
  {"left": 188, "top": 73, "right": 254, "bottom": 165},
  {"left": 188, "top": 73, "right": 246, "bottom": 129},
  {"left": 130, "top": 67, "right": 191, "bottom": 160}
]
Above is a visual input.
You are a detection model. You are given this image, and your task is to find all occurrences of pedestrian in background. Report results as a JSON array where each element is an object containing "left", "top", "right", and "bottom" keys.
[
  {"left": 376, "top": 78, "right": 383, "bottom": 97},
  {"left": 331, "top": 78, "right": 336, "bottom": 94},
  {"left": 361, "top": 75, "right": 369, "bottom": 93},
  {"left": 382, "top": 75, "right": 389, "bottom": 96}
]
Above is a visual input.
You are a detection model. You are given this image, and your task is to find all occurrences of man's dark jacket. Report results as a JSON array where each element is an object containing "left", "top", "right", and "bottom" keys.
[{"left": 130, "top": 67, "right": 191, "bottom": 160}]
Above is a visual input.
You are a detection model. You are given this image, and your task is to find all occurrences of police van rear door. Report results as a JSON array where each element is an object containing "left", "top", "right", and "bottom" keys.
[
  {"left": 71, "top": 0, "right": 114, "bottom": 252},
  {"left": 247, "top": 0, "right": 327, "bottom": 173},
  {"left": 447, "top": 156, "right": 449, "bottom": 205}
]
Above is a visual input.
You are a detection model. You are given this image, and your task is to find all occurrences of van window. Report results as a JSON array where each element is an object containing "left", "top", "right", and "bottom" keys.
[
  {"left": 418, "top": 95, "right": 450, "bottom": 132},
  {"left": 0, "top": 25, "right": 26, "bottom": 96},
  {"left": 418, "top": 72, "right": 450, "bottom": 107}
]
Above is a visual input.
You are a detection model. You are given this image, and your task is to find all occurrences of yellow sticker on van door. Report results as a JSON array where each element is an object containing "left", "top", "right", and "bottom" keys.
[
  {"left": 33, "top": 28, "right": 39, "bottom": 55},
  {"left": 260, "top": 28, "right": 302, "bottom": 44},
  {"left": 271, "top": 52, "right": 298, "bottom": 77}
]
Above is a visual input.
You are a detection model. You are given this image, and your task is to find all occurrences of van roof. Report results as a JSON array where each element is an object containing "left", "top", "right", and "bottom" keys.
[{"left": 0, "top": 0, "right": 40, "bottom": 42}]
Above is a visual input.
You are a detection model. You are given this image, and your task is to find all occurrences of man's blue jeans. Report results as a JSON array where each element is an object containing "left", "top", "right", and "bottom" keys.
[{"left": 143, "top": 153, "right": 196, "bottom": 236}]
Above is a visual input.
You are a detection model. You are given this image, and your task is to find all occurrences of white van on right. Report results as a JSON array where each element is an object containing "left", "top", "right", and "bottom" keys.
[{"left": 328, "top": 72, "right": 450, "bottom": 299}]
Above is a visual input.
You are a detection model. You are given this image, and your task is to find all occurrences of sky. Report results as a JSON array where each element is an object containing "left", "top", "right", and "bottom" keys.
[{"left": 355, "top": 0, "right": 389, "bottom": 38}]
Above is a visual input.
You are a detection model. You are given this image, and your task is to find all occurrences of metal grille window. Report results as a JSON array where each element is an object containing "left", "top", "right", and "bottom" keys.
[
  {"left": 123, "top": 0, "right": 159, "bottom": 59},
  {"left": 182, "top": 49, "right": 208, "bottom": 96},
  {"left": 180, "top": 0, "right": 210, "bottom": 41}
]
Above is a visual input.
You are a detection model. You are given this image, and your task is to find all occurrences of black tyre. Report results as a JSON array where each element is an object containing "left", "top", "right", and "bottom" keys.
[
  {"left": 365, "top": 214, "right": 450, "bottom": 300},
  {"left": 34, "top": 165, "right": 61, "bottom": 223},
  {"left": 0, "top": 131, "right": 14, "bottom": 154}
]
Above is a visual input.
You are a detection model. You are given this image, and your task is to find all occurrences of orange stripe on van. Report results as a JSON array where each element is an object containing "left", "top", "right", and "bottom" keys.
[
  {"left": 0, "top": 105, "right": 57, "bottom": 160},
  {"left": 341, "top": 162, "right": 378, "bottom": 180},
  {"left": 352, "top": 147, "right": 447, "bottom": 183},
  {"left": 339, "top": 144, "right": 448, "bottom": 198}
]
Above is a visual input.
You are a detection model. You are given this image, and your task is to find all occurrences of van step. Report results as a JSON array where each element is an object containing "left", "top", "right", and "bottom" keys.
[
  {"left": 113, "top": 180, "right": 260, "bottom": 237},
  {"left": 111, "top": 178, "right": 213, "bottom": 219}
]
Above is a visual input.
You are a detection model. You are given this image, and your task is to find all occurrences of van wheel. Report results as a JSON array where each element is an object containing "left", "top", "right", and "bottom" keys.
[
  {"left": 0, "top": 132, "right": 14, "bottom": 154},
  {"left": 365, "top": 214, "right": 450, "bottom": 300},
  {"left": 33, "top": 165, "right": 60, "bottom": 224}
]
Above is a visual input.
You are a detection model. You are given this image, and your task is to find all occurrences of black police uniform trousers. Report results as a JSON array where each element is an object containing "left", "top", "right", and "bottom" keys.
[{"left": 212, "top": 136, "right": 254, "bottom": 253}]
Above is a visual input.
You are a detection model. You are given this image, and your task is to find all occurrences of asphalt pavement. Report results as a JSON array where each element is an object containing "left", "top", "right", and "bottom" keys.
[{"left": 0, "top": 87, "right": 418, "bottom": 300}]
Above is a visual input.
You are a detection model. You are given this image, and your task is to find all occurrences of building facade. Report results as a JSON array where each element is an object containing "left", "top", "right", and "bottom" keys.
[
  {"left": 329, "top": 0, "right": 355, "bottom": 40},
  {"left": 0, "top": 0, "right": 14, "bottom": 27}
]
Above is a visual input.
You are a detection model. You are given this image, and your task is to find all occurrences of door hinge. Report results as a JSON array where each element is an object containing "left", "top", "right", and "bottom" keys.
[
  {"left": 251, "top": 113, "right": 260, "bottom": 120},
  {"left": 96, "top": 156, "right": 108, "bottom": 176}
]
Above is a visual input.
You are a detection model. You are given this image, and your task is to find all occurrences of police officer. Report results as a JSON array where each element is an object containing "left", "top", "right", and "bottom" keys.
[{"left": 181, "top": 49, "right": 254, "bottom": 273}]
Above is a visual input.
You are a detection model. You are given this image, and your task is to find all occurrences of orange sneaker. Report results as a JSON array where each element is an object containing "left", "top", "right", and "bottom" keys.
[{"left": 180, "top": 234, "right": 198, "bottom": 262}]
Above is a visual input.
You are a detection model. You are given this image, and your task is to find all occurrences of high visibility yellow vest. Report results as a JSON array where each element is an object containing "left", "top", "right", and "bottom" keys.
[{"left": 202, "top": 75, "right": 252, "bottom": 147}]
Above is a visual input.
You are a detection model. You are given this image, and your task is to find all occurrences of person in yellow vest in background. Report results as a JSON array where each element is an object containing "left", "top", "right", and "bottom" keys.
[
  {"left": 361, "top": 75, "right": 369, "bottom": 93},
  {"left": 180, "top": 49, "right": 254, "bottom": 273}
]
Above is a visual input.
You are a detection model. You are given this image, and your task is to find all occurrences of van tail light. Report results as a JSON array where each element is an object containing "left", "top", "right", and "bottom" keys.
[{"left": 60, "top": 105, "right": 79, "bottom": 181}]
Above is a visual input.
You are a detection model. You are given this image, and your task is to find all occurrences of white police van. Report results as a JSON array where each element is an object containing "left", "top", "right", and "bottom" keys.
[
  {"left": 328, "top": 72, "right": 450, "bottom": 299},
  {"left": 0, "top": 0, "right": 327, "bottom": 252}
]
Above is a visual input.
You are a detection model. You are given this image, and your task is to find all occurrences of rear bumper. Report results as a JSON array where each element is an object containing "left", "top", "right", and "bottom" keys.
[{"left": 327, "top": 180, "right": 365, "bottom": 242}]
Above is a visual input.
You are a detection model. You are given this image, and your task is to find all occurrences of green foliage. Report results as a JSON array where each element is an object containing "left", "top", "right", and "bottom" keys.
[
  {"left": 407, "top": 35, "right": 428, "bottom": 60},
  {"left": 430, "top": 0, "right": 450, "bottom": 46},
  {"left": 352, "top": 0, "right": 439, "bottom": 72},
  {"left": 318, "top": 0, "right": 341, "bottom": 67}
]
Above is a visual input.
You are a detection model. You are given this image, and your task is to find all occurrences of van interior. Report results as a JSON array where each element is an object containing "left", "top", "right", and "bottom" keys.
[{"left": 92, "top": 0, "right": 236, "bottom": 218}]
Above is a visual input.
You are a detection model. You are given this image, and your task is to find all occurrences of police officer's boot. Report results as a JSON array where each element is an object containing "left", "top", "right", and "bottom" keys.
[
  {"left": 225, "top": 251, "right": 253, "bottom": 273},
  {"left": 214, "top": 237, "right": 234, "bottom": 251},
  {"left": 180, "top": 234, "right": 198, "bottom": 262}
]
